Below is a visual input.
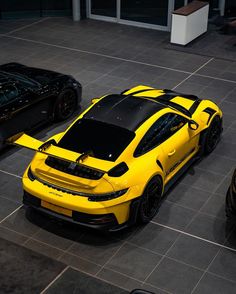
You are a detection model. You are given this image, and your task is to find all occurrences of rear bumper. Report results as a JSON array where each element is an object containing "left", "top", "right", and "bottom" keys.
[
  {"left": 23, "top": 191, "right": 141, "bottom": 232},
  {"left": 226, "top": 188, "right": 236, "bottom": 222}
]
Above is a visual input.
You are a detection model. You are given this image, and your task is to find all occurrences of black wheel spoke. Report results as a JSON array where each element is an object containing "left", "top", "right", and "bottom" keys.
[
  {"left": 56, "top": 90, "right": 77, "bottom": 120},
  {"left": 141, "top": 179, "right": 162, "bottom": 219}
]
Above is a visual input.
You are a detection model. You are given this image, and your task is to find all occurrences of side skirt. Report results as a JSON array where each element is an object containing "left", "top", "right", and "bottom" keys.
[{"left": 164, "top": 153, "right": 200, "bottom": 194}]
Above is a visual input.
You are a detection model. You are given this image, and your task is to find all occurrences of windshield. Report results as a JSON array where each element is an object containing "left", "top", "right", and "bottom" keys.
[{"left": 58, "top": 119, "right": 135, "bottom": 162}]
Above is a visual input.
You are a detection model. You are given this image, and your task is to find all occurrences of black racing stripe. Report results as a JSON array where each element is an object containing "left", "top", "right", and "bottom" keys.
[
  {"left": 189, "top": 99, "right": 201, "bottom": 115},
  {"left": 123, "top": 88, "right": 160, "bottom": 96},
  {"left": 164, "top": 89, "right": 199, "bottom": 101},
  {"left": 153, "top": 95, "right": 192, "bottom": 117}
]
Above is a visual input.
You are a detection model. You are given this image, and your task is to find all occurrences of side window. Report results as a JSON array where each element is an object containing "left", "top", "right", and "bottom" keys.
[
  {"left": 134, "top": 113, "right": 188, "bottom": 157},
  {"left": 2, "top": 84, "right": 19, "bottom": 103}
]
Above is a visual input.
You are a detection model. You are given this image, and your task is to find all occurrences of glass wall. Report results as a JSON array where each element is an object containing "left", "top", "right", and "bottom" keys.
[
  {"left": 91, "top": 0, "right": 117, "bottom": 18},
  {"left": 120, "top": 0, "right": 169, "bottom": 26},
  {"left": 0, "top": 0, "right": 72, "bottom": 19},
  {"left": 174, "top": 0, "right": 185, "bottom": 10}
]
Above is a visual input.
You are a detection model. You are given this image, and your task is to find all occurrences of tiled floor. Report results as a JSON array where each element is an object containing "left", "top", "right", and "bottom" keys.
[{"left": 0, "top": 17, "right": 236, "bottom": 294}]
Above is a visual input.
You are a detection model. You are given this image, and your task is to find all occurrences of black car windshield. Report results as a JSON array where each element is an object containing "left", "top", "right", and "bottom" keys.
[{"left": 58, "top": 118, "right": 135, "bottom": 162}]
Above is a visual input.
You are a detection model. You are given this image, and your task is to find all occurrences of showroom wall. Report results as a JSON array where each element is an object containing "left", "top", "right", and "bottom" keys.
[{"left": 0, "top": 0, "right": 72, "bottom": 19}]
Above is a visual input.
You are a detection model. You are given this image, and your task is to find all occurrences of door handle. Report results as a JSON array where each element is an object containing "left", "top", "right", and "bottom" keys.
[{"left": 168, "top": 149, "right": 176, "bottom": 157}]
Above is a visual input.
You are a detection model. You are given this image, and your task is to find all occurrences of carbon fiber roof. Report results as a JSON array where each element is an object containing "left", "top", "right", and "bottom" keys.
[{"left": 84, "top": 94, "right": 166, "bottom": 131}]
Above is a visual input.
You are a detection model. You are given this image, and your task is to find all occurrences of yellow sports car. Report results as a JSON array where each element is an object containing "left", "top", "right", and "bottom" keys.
[{"left": 9, "top": 85, "right": 223, "bottom": 231}]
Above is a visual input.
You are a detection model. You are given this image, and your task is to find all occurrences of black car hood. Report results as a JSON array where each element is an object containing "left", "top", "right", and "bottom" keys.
[{"left": 0, "top": 63, "right": 63, "bottom": 85}]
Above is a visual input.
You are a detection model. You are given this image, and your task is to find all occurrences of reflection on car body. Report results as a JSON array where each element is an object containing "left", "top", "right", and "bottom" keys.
[{"left": 0, "top": 62, "right": 82, "bottom": 149}]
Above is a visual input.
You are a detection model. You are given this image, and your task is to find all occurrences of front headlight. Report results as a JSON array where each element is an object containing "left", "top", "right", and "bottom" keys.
[{"left": 87, "top": 189, "right": 128, "bottom": 202}]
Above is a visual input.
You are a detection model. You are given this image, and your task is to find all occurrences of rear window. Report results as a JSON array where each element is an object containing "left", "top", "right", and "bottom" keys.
[{"left": 58, "top": 119, "right": 135, "bottom": 162}]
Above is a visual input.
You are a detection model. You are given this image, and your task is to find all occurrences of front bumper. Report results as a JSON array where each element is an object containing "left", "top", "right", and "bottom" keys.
[
  {"left": 226, "top": 188, "right": 236, "bottom": 222},
  {"left": 23, "top": 191, "right": 141, "bottom": 232}
]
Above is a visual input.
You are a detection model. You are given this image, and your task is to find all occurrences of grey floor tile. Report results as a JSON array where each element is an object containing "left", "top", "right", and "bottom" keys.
[
  {"left": 0, "top": 152, "right": 31, "bottom": 176},
  {"left": 224, "top": 88, "right": 236, "bottom": 103},
  {"left": 32, "top": 228, "right": 74, "bottom": 251},
  {"left": 0, "top": 225, "right": 28, "bottom": 245},
  {"left": 167, "top": 234, "right": 219, "bottom": 270},
  {"left": 106, "top": 243, "right": 162, "bottom": 281},
  {"left": 0, "top": 197, "right": 21, "bottom": 221},
  {"left": 146, "top": 257, "right": 203, "bottom": 294},
  {"left": 23, "top": 238, "right": 64, "bottom": 260},
  {"left": 195, "top": 154, "right": 236, "bottom": 176},
  {"left": 223, "top": 113, "right": 236, "bottom": 130},
  {"left": 200, "top": 193, "right": 226, "bottom": 220},
  {"left": 154, "top": 201, "right": 196, "bottom": 230},
  {"left": 186, "top": 213, "right": 233, "bottom": 244},
  {"left": 180, "top": 167, "right": 227, "bottom": 193},
  {"left": 208, "top": 248, "right": 236, "bottom": 282},
  {"left": 215, "top": 175, "right": 233, "bottom": 196},
  {"left": 128, "top": 222, "right": 179, "bottom": 255},
  {"left": 0, "top": 172, "right": 23, "bottom": 203},
  {"left": 97, "top": 268, "right": 142, "bottom": 292},
  {"left": 59, "top": 252, "right": 101, "bottom": 275},
  {"left": 219, "top": 101, "right": 236, "bottom": 116},
  {"left": 44, "top": 267, "right": 128, "bottom": 294},
  {"left": 223, "top": 128, "right": 236, "bottom": 144},
  {"left": 0, "top": 237, "right": 65, "bottom": 294},
  {"left": 166, "top": 183, "right": 212, "bottom": 211},
  {"left": 68, "top": 232, "right": 124, "bottom": 266},
  {"left": 193, "top": 272, "right": 236, "bottom": 294},
  {"left": 1, "top": 206, "right": 40, "bottom": 237},
  {"left": 174, "top": 81, "right": 205, "bottom": 96},
  {"left": 187, "top": 75, "right": 213, "bottom": 87},
  {"left": 141, "top": 283, "right": 168, "bottom": 294}
]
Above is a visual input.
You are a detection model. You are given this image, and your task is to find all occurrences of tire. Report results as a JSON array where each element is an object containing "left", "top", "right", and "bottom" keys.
[
  {"left": 138, "top": 176, "right": 163, "bottom": 224},
  {"left": 204, "top": 115, "right": 222, "bottom": 155},
  {"left": 54, "top": 89, "right": 77, "bottom": 121}
]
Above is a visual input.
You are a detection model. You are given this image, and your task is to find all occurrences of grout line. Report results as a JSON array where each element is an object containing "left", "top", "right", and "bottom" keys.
[
  {"left": 40, "top": 265, "right": 69, "bottom": 294},
  {"left": 150, "top": 220, "right": 236, "bottom": 253},
  {"left": 1, "top": 34, "right": 191, "bottom": 74},
  {"left": 69, "top": 265, "right": 136, "bottom": 293},
  {"left": 2, "top": 33, "right": 236, "bottom": 85},
  {"left": 142, "top": 227, "right": 182, "bottom": 286},
  {"left": 95, "top": 242, "right": 126, "bottom": 277},
  {"left": 195, "top": 73, "right": 236, "bottom": 85},
  {"left": 5, "top": 18, "right": 50, "bottom": 35},
  {"left": 0, "top": 169, "right": 22, "bottom": 179},
  {"left": 172, "top": 57, "right": 214, "bottom": 90},
  {"left": 0, "top": 205, "right": 23, "bottom": 224},
  {"left": 191, "top": 215, "right": 236, "bottom": 293},
  {"left": 0, "top": 166, "right": 235, "bottom": 251}
]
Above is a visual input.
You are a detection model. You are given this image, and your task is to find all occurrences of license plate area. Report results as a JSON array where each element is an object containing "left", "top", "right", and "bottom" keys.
[{"left": 41, "top": 200, "right": 72, "bottom": 217}]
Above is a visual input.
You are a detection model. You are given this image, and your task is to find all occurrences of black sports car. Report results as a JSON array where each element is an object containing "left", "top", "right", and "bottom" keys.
[
  {"left": 0, "top": 63, "right": 82, "bottom": 149},
  {"left": 226, "top": 169, "right": 236, "bottom": 222}
]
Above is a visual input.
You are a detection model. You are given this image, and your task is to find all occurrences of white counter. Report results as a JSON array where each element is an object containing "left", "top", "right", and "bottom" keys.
[{"left": 171, "top": 1, "right": 209, "bottom": 46}]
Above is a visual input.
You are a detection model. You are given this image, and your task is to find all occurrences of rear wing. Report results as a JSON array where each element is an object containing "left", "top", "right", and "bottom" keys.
[{"left": 7, "top": 133, "right": 113, "bottom": 173}]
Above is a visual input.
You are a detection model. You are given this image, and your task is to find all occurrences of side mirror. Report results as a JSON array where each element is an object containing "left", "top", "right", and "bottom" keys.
[
  {"left": 188, "top": 120, "right": 199, "bottom": 130},
  {"left": 91, "top": 98, "right": 99, "bottom": 104}
]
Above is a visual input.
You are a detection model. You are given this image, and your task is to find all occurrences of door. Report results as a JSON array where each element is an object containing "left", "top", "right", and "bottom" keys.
[
  {"left": 89, "top": 0, "right": 117, "bottom": 21},
  {"left": 0, "top": 81, "right": 50, "bottom": 144},
  {"left": 159, "top": 114, "right": 198, "bottom": 182},
  {"left": 88, "top": 0, "right": 175, "bottom": 30}
]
